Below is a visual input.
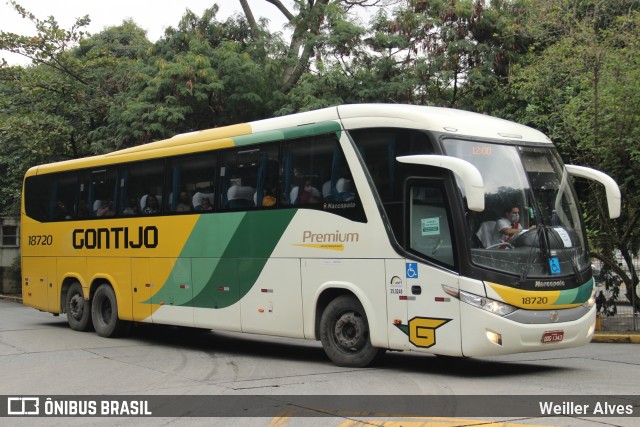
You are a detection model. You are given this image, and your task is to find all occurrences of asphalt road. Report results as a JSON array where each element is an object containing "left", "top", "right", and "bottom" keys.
[{"left": 0, "top": 299, "right": 638, "bottom": 427}]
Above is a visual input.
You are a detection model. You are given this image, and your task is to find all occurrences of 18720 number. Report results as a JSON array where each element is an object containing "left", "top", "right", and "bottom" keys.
[
  {"left": 522, "top": 296, "right": 548, "bottom": 305},
  {"left": 28, "top": 235, "right": 53, "bottom": 246}
]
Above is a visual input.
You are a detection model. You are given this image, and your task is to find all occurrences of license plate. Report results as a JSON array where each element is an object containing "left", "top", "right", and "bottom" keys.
[{"left": 542, "top": 330, "right": 564, "bottom": 343}]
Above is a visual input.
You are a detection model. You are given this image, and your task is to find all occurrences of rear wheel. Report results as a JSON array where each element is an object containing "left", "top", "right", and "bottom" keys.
[
  {"left": 91, "top": 284, "right": 130, "bottom": 338},
  {"left": 320, "top": 295, "right": 385, "bottom": 367},
  {"left": 65, "top": 282, "right": 92, "bottom": 332}
]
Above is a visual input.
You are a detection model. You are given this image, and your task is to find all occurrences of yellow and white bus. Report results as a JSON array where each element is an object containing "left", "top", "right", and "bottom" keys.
[{"left": 21, "top": 104, "right": 621, "bottom": 367}]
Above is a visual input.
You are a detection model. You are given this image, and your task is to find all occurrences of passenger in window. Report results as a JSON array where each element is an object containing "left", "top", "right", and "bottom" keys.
[
  {"left": 96, "top": 199, "right": 115, "bottom": 217},
  {"left": 176, "top": 191, "right": 192, "bottom": 212},
  {"left": 193, "top": 189, "right": 214, "bottom": 210},
  {"left": 53, "top": 201, "right": 71, "bottom": 220},
  {"left": 77, "top": 202, "right": 90, "bottom": 219},
  {"left": 199, "top": 197, "right": 213, "bottom": 211},
  {"left": 123, "top": 197, "right": 139, "bottom": 215},
  {"left": 143, "top": 195, "right": 160, "bottom": 214},
  {"left": 298, "top": 179, "right": 322, "bottom": 204},
  {"left": 262, "top": 187, "right": 277, "bottom": 207}
]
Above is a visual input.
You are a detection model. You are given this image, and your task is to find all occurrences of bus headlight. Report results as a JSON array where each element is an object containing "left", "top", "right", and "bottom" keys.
[{"left": 443, "top": 286, "right": 517, "bottom": 316}]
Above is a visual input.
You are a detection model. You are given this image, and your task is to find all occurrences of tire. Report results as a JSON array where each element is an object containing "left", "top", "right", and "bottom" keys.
[
  {"left": 91, "top": 284, "right": 130, "bottom": 338},
  {"left": 65, "top": 282, "right": 93, "bottom": 332},
  {"left": 320, "top": 295, "right": 385, "bottom": 367}
]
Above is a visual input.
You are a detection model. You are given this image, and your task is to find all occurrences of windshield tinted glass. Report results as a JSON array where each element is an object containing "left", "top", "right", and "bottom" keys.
[{"left": 443, "top": 139, "right": 589, "bottom": 279}]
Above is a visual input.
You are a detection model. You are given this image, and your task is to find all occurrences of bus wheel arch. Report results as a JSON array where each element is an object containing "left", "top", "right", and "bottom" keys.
[
  {"left": 90, "top": 281, "right": 130, "bottom": 338},
  {"left": 63, "top": 280, "right": 93, "bottom": 332},
  {"left": 318, "top": 291, "right": 385, "bottom": 367}
]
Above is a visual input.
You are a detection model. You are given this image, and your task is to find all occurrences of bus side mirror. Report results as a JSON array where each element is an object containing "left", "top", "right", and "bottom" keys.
[
  {"left": 565, "top": 165, "right": 621, "bottom": 219},
  {"left": 397, "top": 155, "right": 485, "bottom": 212}
]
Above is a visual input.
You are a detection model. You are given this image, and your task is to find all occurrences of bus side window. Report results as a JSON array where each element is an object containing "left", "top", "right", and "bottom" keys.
[
  {"left": 281, "top": 135, "right": 335, "bottom": 206},
  {"left": 118, "top": 160, "right": 164, "bottom": 216},
  {"left": 220, "top": 144, "right": 278, "bottom": 210},
  {"left": 90, "top": 169, "right": 117, "bottom": 218},
  {"left": 168, "top": 153, "right": 216, "bottom": 212},
  {"left": 408, "top": 182, "right": 456, "bottom": 269},
  {"left": 24, "top": 175, "right": 52, "bottom": 222},
  {"left": 51, "top": 173, "right": 78, "bottom": 221}
]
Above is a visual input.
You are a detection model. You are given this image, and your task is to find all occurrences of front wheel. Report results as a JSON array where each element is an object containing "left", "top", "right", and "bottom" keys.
[
  {"left": 320, "top": 295, "right": 385, "bottom": 367},
  {"left": 91, "top": 284, "right": 130, "bottom": 338}
]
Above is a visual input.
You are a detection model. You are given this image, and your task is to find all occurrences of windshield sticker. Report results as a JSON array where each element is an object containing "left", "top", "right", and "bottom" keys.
[
  {"left": 553, "top": 227, "right": 572, "bottom": 248},
  {"left": 548, "top": 257, "right": 561, "bottom": 275},
  {"left": 421, "top": 217, "right": 440, "bottom": 236}
]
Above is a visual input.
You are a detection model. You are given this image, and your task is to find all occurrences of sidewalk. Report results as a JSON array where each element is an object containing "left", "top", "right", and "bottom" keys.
[
  {"left": 591, "top": 332, "right": 640, "bottom": 343},
  {"left": 0, "top": 293, "right": 22, "bottom": 304},
  {"left": 1, "top": 293, "right": 638, "bottom": 343}
]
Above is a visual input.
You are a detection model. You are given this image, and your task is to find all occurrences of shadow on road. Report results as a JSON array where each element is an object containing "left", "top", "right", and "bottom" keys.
[{"left": 90, "top": 322, "right": 570, "bottom": 377}]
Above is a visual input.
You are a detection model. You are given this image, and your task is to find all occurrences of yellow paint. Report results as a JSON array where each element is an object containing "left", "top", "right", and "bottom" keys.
[
  {"left": 26, "top": 123, "right": 252, "bottom": 176},
  {"left": 486, "top": 282, "right": 582, "bottom": 310},
  {"left": 268, "top": 413, "right": 554, "bottom": 427},
  {"left": 337, "top": 419, "right": 554, "bottom": 427},
  {"left": 409, "top": 317, "right": 449, "bottom": 348},
  {"left": 21, "top": 215, "right": 200, "bottom": 321},
  {"left": 294, "top": 243, "right": 345, "bottom": 251}
]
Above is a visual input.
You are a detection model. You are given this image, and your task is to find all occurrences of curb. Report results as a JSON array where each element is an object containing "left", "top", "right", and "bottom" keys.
[
  {"left": 0, "top": 294, "right": 22, "bottom": 304},
  {"left": 592, "top": 333, "right": 640, "bottom": 344}
]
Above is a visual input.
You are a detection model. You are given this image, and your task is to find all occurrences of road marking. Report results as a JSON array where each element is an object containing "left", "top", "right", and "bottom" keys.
[{"left": 269, "top": 415, "right": 555, "bottom": 427}]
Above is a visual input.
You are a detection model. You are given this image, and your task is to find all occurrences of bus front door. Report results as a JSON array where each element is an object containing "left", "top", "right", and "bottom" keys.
[{"left": 402, "top": 179, "right": 463, "bottom": 356}]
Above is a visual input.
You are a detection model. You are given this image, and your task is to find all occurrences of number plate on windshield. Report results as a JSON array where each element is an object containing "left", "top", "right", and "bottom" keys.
[{"left": 541, "top": 330, "right": 564, "bottom": 343}]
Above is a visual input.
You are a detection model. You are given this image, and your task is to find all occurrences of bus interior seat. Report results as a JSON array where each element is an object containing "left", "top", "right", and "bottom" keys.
[
  {"left": 227, "top": 185, "right": 255, "bottom": 208},
  {"left": 476, "top": 220, "right": 498, "bottom": 248}
]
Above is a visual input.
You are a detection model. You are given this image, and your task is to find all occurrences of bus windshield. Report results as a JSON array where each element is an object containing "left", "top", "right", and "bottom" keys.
[{"left": 443, "top": 139, "right": 589, "bottom": 279}]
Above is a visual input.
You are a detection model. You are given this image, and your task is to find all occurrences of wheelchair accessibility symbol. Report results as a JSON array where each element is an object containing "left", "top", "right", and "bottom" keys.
[{"left": 406, "top": 262, "right": 418, "bottom": 279}]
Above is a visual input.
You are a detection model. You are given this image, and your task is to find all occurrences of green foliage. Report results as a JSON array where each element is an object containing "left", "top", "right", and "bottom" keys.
[{"left": 508, "top": 1, "right": 640, "bottom": 310}]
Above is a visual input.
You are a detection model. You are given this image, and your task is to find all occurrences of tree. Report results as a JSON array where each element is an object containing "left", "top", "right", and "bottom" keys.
[
  {"left": 0, "top": 2, "right": 152, "bottom": 214},
  {"left": 509, "top": 1, "right": 640, "bottom": 312}
]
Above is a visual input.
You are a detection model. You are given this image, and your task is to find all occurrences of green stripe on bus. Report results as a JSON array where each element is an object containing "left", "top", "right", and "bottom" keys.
[
  {"left": 147, "top": 210, "right": 296, "bottom": 309},
  {"left": 188, "top": 209, "right": 296, "bottom": 308},
  {"left": 554, "top": 278, "right": 593, "bottom": 305},
  {"left": 232, "top": 121, "right": 342, "bottom": 146}
]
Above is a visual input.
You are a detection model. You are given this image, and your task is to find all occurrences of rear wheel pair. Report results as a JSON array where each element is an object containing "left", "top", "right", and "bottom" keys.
[{"left": 65, "top": 282, "right": 129, "bottom": 337}]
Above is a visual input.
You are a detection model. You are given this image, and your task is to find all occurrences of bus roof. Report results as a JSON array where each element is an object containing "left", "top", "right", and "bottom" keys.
[{"left": 26, "top": 104, "right": 551, "bottom": 176}]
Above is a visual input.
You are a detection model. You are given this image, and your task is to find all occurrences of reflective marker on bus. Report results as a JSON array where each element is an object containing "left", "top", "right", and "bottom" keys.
[{"left": 21, "top": 104, "right": 621, "bottom": 367}]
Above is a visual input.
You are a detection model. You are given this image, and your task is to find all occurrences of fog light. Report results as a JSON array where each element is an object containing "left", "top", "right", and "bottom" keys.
[{"left": 486, "top": 330, "right": 502, "bottom": 346}]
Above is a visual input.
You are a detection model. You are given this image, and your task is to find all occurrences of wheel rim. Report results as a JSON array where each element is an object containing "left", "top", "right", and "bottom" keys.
[
  {"left": 332, "top": 311, "right": 367, "bottom": 353},
  {"left": 69, "top": 293, "right": 84, "bottom": 320},
  {"left": 98, "top": 297, "right": 112, "bottom": 324}
]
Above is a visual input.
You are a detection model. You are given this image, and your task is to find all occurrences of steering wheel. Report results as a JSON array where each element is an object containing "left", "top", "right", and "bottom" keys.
[{"left": 485, "top": 242, "right": 514, "bottom": 250}]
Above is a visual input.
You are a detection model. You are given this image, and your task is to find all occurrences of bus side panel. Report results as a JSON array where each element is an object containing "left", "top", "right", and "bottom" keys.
[
  {"left": 302, "top": 259, "right": 388, "bottom": 348},
  {"left": 240, "top": 258, "right": 304, "bottom": 338},
  {"left": 22, "top": 257, "right": 55, "bottom": 312},
  {"left": 131, "top": 258, "right": 152, "bottom": 322},
  {"left": 151, "top": 257, "right": 194, "bottom": 327},
  {"left": 191, "top": 257, "right": 241, "bottom": 331},
  {"left": 86, "top": 257, "right": 132, "bottom": 321},
  {"left": 406, "top": 264, "right": 461, "bottom": 356},
  {"left": 385, "top": 259, "right": 411, "bottom": 351}
]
